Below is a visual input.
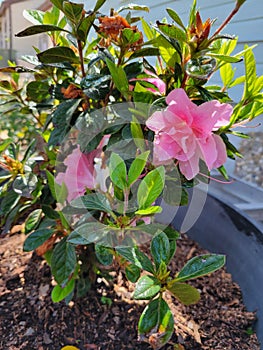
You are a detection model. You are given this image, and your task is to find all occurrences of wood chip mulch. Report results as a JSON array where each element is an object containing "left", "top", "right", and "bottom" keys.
[{"left": 0, "top": 232, "right": 260, "bottom": 350}]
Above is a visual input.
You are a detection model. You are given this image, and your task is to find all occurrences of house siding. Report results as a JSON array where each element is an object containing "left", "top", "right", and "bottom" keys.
[{"left": 0, "top": 0, "right": 44, "bottom": 66}]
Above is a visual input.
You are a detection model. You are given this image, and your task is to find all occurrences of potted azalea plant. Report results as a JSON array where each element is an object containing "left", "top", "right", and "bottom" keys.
[{"left": 0, "top": 0, "right": 262, "bottom": 347}]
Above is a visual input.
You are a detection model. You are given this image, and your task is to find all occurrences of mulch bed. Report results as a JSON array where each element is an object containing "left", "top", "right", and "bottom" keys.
[{"left": 0, "top": 232, "right": 260, "bottom": 350}]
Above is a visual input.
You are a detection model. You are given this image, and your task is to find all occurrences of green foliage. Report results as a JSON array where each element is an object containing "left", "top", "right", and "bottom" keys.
[{"left": 0, "top": 0, "right": 262, "bottom": 348}]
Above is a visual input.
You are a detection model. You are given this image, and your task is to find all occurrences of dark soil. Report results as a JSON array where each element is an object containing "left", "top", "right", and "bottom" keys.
[{"left": 0, "top": 232, "right": 260, "bottom": 350}]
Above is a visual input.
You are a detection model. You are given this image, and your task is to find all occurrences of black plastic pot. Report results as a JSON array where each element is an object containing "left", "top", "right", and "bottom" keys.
[{"left": 159, "top": 190, "right": 263, "bottom": 347}]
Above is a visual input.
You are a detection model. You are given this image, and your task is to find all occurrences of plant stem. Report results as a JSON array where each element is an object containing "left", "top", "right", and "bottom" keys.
[
  {"left": 210, "top": 2, "right": 242, "bottom": 40},
  {"left": 77, "top": 39, "right": 86, "bottom": 78}
]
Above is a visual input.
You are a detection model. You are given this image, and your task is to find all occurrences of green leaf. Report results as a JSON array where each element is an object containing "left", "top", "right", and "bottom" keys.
[
  {"left": 130, "top": 119, "right": 145, "bottom": 152},
  {"left": 62, "top": 1, "right": 84, "bottom": 24},
  {"left": 167, "top": 281, "right": 200, "bottom": 305},
  {"left": 166, "top": 8, "right": 186, "bottom": 31},
  {"left": 137, "top": 166, "right": 165, "bottom": 209},
  {"left": 51, "top": 278, "right": 75, "bottom": 302},
  {"left": 23, "top": 9, "right": 45, "bottom": 25},
  {"left": 55, "top": 181, "right": 68, "bottom": 204},
  {"left": 209, "top": 53, "right": 241, "bottom": 63},
  {"left": 0, "top": 138, "right": 12, "bottom": 152},
  {"left": 151, "top": 231, "right": 170, "bottom": 268},
  {"left": 94, "top": 0, "right": 107, "bottom": 11},
  {"left": 118, "top": 4, "right": 149, "bottom": 13},
  {"left": 157, "top": 22, "right": 186, "bottom": 42},
  {"left": 51, "top": 238, "right": 77, "bottom": 286},
  {"left": 127, "top": 151, "right": 149, "bottom": 186},
  {"left": 134, "top": 275, "right": 160, "bottom": 300},
  {"left": 176, "top": 254, "right": 226, "bottom": 282},
  {"left": 95, "top": 245, "right": 113, "bottom": 265},
  {"left": 23, "top": 228, "right": 54, "bottom": 251},
  {"left": 244, "top": 47, "right": 257, "bottom": 96},
  {"left": 37, "top": 46, "right": 79, "bottom": 64},
  {"left": 46, "top": 170, "right": 57, "bottom": 200},
  {"left": 50, "top": 0, "right": 64, "bottom": 11},
  {"left": 67, "top": 222, "right": 110, "bottom": 245},
  {"left": 48, "top": 99, "right": 81, "bottom": 146},
  {"left": 122, "top": 28, "right": 141, "bottom": 44},
  {"left": 220, "top": 63, "right": 235, "bottom": 88},
  {"left": 125, "top": 264, "right": 141, "bottom": 282},
  {"left": 116, "top": 246, "right": 154, "bottom": 273},
  {"left": 135, "top": 206, "right": 162, "bottom": 216},
  {"left": 109, "top": 153, "right": 127, "bottom": 190},
  {"left": 129, "top": 47, "right": 160, "bottom": 60},
  {"left": 15, "top": 24, "right": 69, "bottom": 37},
  {"left": 70, "top": 193, "right": 112, "bottom": 213},
  {"left": 138, "top": 298, "right": 174, "bottom": 347},
  {"left": 26, "top": 81, "right": 50, "bottom": 102},
  {"left": 13, "top": 173, "right": 38, "bottom": 197},
  {"left": 105, "top": 59, "right": 129, "bottom": 99},
  {"left": 25, "top": 209, "right": 42, "bottom": 234},
  {"left": 77, "top": 14, "right": 95, "bottom": 42}
]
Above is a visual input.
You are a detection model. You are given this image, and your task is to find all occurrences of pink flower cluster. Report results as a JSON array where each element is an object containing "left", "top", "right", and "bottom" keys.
[
  {"left": 56, "top": 136, "right": 109, "bottom": 202},
  {"left": 56, "top": 146, "right": 98, "bottom": 202},
  {"left": 146, "top": 89, "right": 233, "bottom": 179}
]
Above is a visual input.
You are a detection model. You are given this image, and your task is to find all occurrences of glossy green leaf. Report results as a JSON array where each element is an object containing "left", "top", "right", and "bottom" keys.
[
  {"left": 46, "top": 170, "right": 57, "bottom": 200},
  {"left": 130, "top": 119, "right": 145, "bottom": 152},
  {"left": 77, "top": 14, "right": 95, "bottom": 42},
  {"left": 23, "top": 9, "right": 45, "bottom": 25},
  {"left": 50, "top": 0, "right": 64, "bottom": 11},
  {"left": 122, "top": 28, "right": 141, "bottom": 44},
  {"left": 23, "top": 228, "right": 54, "bottom": 251},
  {"left": 48, "top": 99, "right": 81, "bottom": 146},
  {"left": 157, "top": 22, "right": 186, "bottom": 42},
  {"left": 51, "top": 278, "right": 75, "bottom": 302},
  {"left": 134, "top": 275, "right": 160, "bottom": 300},
  {"left": 37, "top": 46, "right": 79, "bottom": 64},
  {"left": 135, "top": 206, "right": 162, "bottom": 216},
  {"left": 109, "top": 153, "right": 127, "bottom": 190},
  {"left": 13, "top": 173, "right": 38, "bottom": 197},
  {"left": 220, "top": 63, "right": 235, "bottom": 88},
  {"left": 80, "top": 74, "right": 111, "bottom": 100},
  {"left": 127, "top": 151, "right": 149, "bottom": 185},
  {"left": 95, "top": 245, "right": 113, "bottom": 265},
  {"left": 151, "top": 231, "right": 170, "bottom": 268},
  {"left": 244, "top": 47, "right": 257, "bottom": 95},
  {"left": 51, "top": 238, "right": 77, "bottom": 286},
  {"left": 26, "top": 81, "right": 50, "bottom": 102},
  {"left": 129, "top": 47, "right": 160, "bottom": 60},
  {"left": 176, "top": 254, "right": 226, "bottom": 282},
  {"left": 167, "top": 281, "right": 200, "bottom": 305},
  {"left": 70, "top": 193, "right": 112, "bottom": 213},
  {"left": 209, "top": 53, "right": 241, "bottom": 63},
  {"left": 55, "top": 181, "right": 68, "bottom": 204},
  {"left": 137, "top": 166, "right": 165, "bottom": 209},
  {"left": 62, "top": 1, "right": 84, "bottom": 24},
  {"left": 125, "top": 264, "right": 141, "bottom": 282},
  {"left": 15, "top": 24, "right": 69, "bottom": 37},
  {"left": 116, "top": 246, "right": 154, "bottom": 273},
  {"left": 94, "top": 0, "right": 107, "bottom": 11},
  {"left": 67, "top": 222, "right": 110, "bottom": 245},
  {"left": 25, "top": 209, "right": 42, "bottom": 234},
  {"left": 106, "top": 59, "right": 129, "bottom": 98},
  {"left": 138, "top": 298, "right": 174, "bottom": 347},
  {"left": 166, "top": 8, "right": 186, "bottom": 31}
]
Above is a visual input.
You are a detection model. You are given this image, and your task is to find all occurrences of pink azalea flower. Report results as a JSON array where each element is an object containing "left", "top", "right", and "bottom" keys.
[
  {"left": 56, "top": 136, "right": 109, "bottom": 202},
  {"left": 146, "top": 88, "right": 233, "bottom": 179},
  {"left": 56, "top": 146, "right": 98, "bottom": 202}
]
